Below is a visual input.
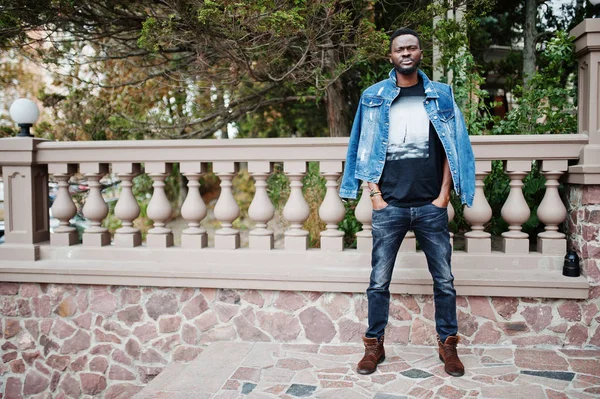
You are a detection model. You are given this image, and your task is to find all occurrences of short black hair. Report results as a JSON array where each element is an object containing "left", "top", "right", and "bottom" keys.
[{"left": 389, "top": 28, "right": 421, "bottom": 51}]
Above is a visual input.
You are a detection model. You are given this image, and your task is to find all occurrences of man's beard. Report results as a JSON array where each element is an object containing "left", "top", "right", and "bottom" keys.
[{"left": 394, "top": 57, "right": 421, "bottom": 75}]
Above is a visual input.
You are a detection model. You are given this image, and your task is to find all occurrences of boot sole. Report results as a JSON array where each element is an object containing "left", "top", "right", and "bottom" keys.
[
  {"left": 357, "top": 355, "right": 386, "bottom": 375},
  {"left": 439, "top": 354, "right": 465, "bottom": 377}
]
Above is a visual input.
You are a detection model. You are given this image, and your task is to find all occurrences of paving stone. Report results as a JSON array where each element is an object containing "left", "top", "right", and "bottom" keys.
[
  {"left": 241, "top": 382, "right": 257, "bottom": 394},
  {"left": 481, "top": 384, "right": 546, "bottom": 399},
  {"left": 520, "top": 370, "right": 575, "bottom": 381},
  {"left": 401, "top": 369, "right": 434, "bottom": 379},
  {"left": 374, "top": 393, "right": 408, "bottom": 399},
  {"left": 285, "top": 384, "right": 317, "bottom": 397}
]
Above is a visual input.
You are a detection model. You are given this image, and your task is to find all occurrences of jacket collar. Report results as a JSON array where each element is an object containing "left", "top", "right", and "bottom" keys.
[{"left": 388, "top": 69, "right": 439, "bottom": 99}]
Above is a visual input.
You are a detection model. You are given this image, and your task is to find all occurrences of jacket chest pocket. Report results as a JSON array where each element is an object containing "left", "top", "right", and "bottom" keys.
[
  {"left": 361, "top": 96, "right": 385, "bottom": 124},
  {"left": 437, "top": 108, "right": 454, "bottom": 123}
]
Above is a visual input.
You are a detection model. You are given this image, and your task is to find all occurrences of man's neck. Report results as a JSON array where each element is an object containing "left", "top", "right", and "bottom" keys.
[{"left": 395, "top": 71, "right": 419, "bottom": 88}]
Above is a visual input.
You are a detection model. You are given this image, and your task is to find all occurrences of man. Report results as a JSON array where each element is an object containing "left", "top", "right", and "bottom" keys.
[{"left": 339, "top": 28, "right": 475, "bottom": 377}]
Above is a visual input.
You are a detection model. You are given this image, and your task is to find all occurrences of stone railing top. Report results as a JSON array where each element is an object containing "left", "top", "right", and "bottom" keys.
[{"left": 0, "top": 134, "right": 589, "bottom": 165}]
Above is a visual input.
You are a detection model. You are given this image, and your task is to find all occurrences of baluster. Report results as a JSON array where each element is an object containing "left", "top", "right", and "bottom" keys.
[
  {"left": 464, "top": 160, "right": 493, "bottom": 253},
  {"left": 318, "top": 161, "right": 346, "bottom": 251},
  {"left": 180, "top": 162, "right": 208, "bottom": 248},
  {"left": 355, "top": 182, "right": 373, "bottom": 252},
  {"left": 145, "top": 162, "right": 174, "bottom": 248},
  {"left": 113, "top": 163, "right": 142, "bottom": 247},
  {"left": 81, "top": 163, "right": 110, "bottom": 247},
  {"left": 501, "top": 161, "right": 531, "bottom": 254},
  {"left": 213, "top": 162, "right": 240, "bottom": 249},
  {"left": 448, "top": 201, "right": 455, "bottom": 249},
  {"left": 248, "top": 161, "right": 274, "bottom": 250},
  {"left": 537, "top": 160, "right": 568, "bottom": 254},
  {"left": 283, "top": 161, "right": 310, "bottom": 250},
  {"left": 49, "top": 164, "right": 78, "bottom": 246}
]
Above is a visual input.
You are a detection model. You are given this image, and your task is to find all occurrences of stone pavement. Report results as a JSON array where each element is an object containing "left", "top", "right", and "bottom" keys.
[{"left": 135, "top": 341, "right": 600, "bottom": 399}]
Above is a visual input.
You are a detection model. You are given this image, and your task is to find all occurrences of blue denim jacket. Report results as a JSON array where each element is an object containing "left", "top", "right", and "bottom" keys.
[{"left": 339, "top": 69, "right": 475, "bottom": 207}]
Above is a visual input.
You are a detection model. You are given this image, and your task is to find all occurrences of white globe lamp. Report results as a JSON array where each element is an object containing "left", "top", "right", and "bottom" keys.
[{"left": 9, "top": 98, "right": 40, "bottom": 137}]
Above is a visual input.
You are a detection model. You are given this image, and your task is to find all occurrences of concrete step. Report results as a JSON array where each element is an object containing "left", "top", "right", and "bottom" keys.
[{"left": 134, "top": 342, "right": 255, "bottom": 399}]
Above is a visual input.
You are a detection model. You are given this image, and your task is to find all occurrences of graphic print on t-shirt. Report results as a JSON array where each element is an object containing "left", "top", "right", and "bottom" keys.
[{"left": 387, "top": 96, "right": 429, "bottom": 161}]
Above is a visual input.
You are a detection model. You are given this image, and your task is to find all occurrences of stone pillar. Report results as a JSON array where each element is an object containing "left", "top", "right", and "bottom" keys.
[
  {"left": 213, "top": 161, "right": 240, "bottom": 250},
  {"left": 537, "top": 160, "right": 568, "bottom": 254},
  {"left": 248, "top": 161, "right": 274, "bottom": 250},
  {"left": 81, "top": 163, "right": 110, "bottom": 247},
  {"left": 145, "top": 162, "right": 174, "bottom": 248},
  {"left": 464, "top": 160, "right": 493, "bottom": 253},
  {"left": 0, "top": 138, "right": 49, "bottom": 260},
  {"left": 318, "top": 161, "right": 345, "bottom": 251},
  {"left": 113, "top": 162, "right": 142, "bottom": 248},
  {"left": 282, "top": 161, "right": 310, "bottom": 251},
  {"left": 565, "top": 20, "right": 600, "bottom": 308},
  {"left": 48, "top": 163, "right": 78, "bottom": 246},
  {"left": 180, "top": 162, "right": 208, "bottom": 249},
  {"left": 569, "top": 19, "right": 600, "bottom": 184},
  {"left": 354, "top": 182, "right": 372, "bottom": 252},
  {"left": 501, "top": 160, "right": 531, "bottom": 254}
]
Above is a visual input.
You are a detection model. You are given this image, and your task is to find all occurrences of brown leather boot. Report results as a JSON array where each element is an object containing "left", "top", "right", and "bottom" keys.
[
  {"left": 357, "top": 336, "right": 385, "bottom": 375},
  {"left": 438, "top": 335, "right": 464, "bottom": 377}
]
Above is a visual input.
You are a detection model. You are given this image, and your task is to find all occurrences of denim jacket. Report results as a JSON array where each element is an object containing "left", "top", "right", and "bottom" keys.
[{"left": 339, "top": 69, "right": 475, "bottom": 207}]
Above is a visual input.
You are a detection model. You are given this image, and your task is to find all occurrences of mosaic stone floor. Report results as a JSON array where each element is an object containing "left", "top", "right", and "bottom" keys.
[{"left": 136, "top": 342, "right": 600, "bottom": 399}]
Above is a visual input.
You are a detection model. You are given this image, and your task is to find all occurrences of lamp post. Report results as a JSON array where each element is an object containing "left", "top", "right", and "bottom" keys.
[
  {"left": 9, "top": 98, "right": 40, "bottom": 137},
  {"left": 591, "top": 0, "right": 600, "bottom": 18}
]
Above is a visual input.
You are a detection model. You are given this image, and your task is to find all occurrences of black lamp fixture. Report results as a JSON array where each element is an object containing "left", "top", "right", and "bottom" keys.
[
  {"left": 591, "top": 0, "right": 600, "bottom": 18},
  {"left": 9, "top": 98, "right": 40, "bottom": 137},
  {"left": 563, "top": 251, "right": 580, "bottom": 277}
]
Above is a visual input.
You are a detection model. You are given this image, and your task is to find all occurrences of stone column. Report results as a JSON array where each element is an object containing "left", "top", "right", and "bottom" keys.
[
  {"left": 282, "top": 161, "right": 310, "bottom": 251},
  {"left": 354, "top": 182, "right": 373, "bottom": 252},
  {"left": 113, "top": 163, "right": 142, "bottom": 248},
  {"left": 501, "top": 160, "right": 531, "bottom": 254},
  {"left": 0, "top": 138, "right": 49, "bottom": 260},
  {"left": 464, "top": 160, "right": 493, "bottom": 253},
  {"left": 569, "top": 19, "right": 600, "bottom": 184},
  {"left": 567, "top": 20, "right": 600, "bottom": 291},
  {"left": 81, "top": 163, "right": 110, "bottom": 247},
  {"left": 318, "top": 161, "right": 345, "bottom": 251},
  {"left": 248, "top": 161, "right": 275, "bottom": 250},
  {"left": 180, "top": 162, "right": 208, "bottom": 249},
  {"left": 49, "top": 163, "right": 78, "bottom": 246},
  {"left": 537, "top": 160, "right": 568, "bottom": 254},
  {"left": 145, "top": 162, "right": 174, "bottom": 248},
  {"left": 213, "top": 161, "right": 240, "bottom": 250},
  {"left": 448, "top": 201, "right": 455, "bottom": 249}
]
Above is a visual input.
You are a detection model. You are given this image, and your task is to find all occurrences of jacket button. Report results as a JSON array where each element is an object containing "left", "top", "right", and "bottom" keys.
[
  {"left": 433, "top": 116, "right": 438, "bottom": 120},
  {"left": 425, "top": 101, "right": 429, "bottom": 104}
]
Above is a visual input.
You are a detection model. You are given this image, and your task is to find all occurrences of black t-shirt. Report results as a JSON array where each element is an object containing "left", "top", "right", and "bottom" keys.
[{"left": 379, "top": 79, "right": 444, "bottom": 207}]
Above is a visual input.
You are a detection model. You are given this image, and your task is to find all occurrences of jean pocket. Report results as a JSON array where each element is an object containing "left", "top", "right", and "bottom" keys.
[
  {"left": 373, "top": 204, "right": 389, "bottom": 213},
  {"left": 430, "top": 202, "right": 448, "bottom": 210}
]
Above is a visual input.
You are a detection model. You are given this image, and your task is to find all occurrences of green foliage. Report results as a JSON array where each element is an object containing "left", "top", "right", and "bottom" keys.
[
  {"left": 492, "top": 31, "right": 577, "bottom": 135},
  {"left": 338, "top": 199, "right": 360, "bottom": 249},
  {"left": 232, "top": 169, "right": 255, "bottom": 229}
]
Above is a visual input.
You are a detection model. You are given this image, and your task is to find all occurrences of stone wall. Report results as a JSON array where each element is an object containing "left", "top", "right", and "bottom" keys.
[
  {"left": 0, "top": 184, "right": 598, "bottom": 399},
  {"left": 0, "top": 280, "right": 599, "bottom": 398}
]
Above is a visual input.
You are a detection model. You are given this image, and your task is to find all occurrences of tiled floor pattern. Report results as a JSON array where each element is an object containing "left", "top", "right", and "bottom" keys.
[{"left": 136, "top": 342, "right": 600, "bottom": 399}]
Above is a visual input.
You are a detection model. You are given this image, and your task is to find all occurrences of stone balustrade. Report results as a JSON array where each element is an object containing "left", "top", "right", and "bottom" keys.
[{"left": 0, "top": 134, "right": 591, "bottom": 299}]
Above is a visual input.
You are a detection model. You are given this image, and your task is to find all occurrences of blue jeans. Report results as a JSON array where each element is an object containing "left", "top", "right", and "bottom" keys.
[{"left": 366, "top": 203, "right": 457, "bottom": 342}]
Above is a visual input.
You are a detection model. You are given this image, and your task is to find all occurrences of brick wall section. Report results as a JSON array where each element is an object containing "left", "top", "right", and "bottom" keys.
[{"left": 0, "top": 186, "right": 598, "bottom": 398}]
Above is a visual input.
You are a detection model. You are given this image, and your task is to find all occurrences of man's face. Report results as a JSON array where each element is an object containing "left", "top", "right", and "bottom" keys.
[{"left": 390, "top": 35, "right": 423, "bottom": 76}]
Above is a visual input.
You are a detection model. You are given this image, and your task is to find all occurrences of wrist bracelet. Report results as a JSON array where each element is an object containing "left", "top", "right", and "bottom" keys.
[{"left": 369, "top": 191, "right": 382, "bottom": 198}]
